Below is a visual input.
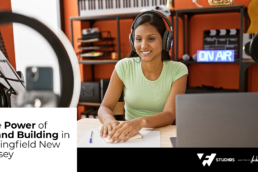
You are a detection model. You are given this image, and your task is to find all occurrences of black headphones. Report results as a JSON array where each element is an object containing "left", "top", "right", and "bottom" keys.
[{"left": 129, "top": 10, "right": 173, "bottom": 52}]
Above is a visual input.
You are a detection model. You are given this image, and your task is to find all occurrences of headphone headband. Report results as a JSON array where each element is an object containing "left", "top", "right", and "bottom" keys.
[{"left": 131, "top": 10, "right": 173, "bottom": 32}]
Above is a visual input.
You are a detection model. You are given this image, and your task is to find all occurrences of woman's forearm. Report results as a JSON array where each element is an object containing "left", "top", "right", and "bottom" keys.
[
  {"left": 138, "top": 111, "right": 175, "bottom": 128},
  {"left": 98, "top": 106, "right": 117, "bottom": 124}
]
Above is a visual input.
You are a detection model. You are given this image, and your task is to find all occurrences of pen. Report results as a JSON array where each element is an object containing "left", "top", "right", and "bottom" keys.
[{"left": 89, "top": 131, "right": 93, "bottom": 143}]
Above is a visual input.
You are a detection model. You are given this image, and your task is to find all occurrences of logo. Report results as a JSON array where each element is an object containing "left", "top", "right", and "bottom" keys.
[
  {"left": 217, "top": 158, "right": 235, "bottom": 162},
  {"left": 251, "top": 155, "right": 258, "bottom": 163},
  {"left": 197, "top": 153, "right": 216, "bottom": 166}
]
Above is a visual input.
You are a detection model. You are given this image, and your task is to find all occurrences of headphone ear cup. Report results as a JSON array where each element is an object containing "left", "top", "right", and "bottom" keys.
[
  {"left": 163, "top": 31, "right": 173, "bottom": 51},
  {"left": 167, "top": 32, "right": 173, "bottom": 51},
  {"left": 129, "top": 33, "right": 135, "bottom": 52},
  {"left": 162, "top": 30, "right": 169, "bottom": 51}
]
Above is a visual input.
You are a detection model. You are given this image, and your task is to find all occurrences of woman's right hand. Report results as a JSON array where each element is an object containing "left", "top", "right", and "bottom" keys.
[{"left": 99, "top": 120, "right": 120, "bottom": 138}]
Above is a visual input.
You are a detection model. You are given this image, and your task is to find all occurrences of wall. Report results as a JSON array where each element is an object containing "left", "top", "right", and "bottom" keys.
[
  {"left": 62, "top": 0, "right": 258, "bottom": 119},
  {"left": 0, "top": 0, "right": 16, "bottom": 69}
]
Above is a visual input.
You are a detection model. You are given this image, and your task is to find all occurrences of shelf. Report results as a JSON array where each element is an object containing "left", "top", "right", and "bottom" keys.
[
  {"left": 179, "top": 60, "right": 240, "bottom": 64},
  {"left": 77, "top": 37, "right": 115, "bottom": 43},
  {"left": 78, "top": 59, "right": 118, "bottom": 64},
  {"left": 78, "top": 102, "right": 101, "bottom": 107},
  {"left": 78, "top": 44, "right": 115, "bottom": 50},
  {"left": 242, "top": 59, "right": 258, "bottom": 63},
  {"left": 175, "top": 4, "right": 246, "bottom": 15}
]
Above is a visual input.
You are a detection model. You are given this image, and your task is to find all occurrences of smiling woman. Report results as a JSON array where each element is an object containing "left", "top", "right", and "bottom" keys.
[{"left": 98, "top": 11, "right": 188, "bottom": 144}]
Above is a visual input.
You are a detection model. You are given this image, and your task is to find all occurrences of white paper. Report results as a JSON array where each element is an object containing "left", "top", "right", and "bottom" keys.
[{"left": 77, "top": 128, "right": 160, "bottom": 147}]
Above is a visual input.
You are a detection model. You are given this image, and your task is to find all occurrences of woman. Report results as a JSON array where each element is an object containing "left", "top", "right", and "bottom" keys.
[{"left": 98, "top": 11, "right": 188, "bottom": 143}]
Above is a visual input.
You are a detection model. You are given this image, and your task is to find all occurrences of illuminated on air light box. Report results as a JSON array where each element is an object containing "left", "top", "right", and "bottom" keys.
[{"left": 197, "top": 50, "right": 235, "bottom": 62}]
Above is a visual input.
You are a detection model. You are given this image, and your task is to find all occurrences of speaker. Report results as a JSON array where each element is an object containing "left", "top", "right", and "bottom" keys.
[{"left": 79, "top": 82, "right": 100, "bottom": 103}]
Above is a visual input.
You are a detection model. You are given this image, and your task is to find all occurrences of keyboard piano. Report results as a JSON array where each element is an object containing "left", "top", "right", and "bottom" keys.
[{"left": 78, "top": 0, "right": 169, "bottom": 16}]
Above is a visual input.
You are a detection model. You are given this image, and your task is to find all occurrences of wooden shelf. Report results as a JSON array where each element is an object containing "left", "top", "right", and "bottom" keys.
[
  {"left": 78, "top": 59, "right": 118, "bottom": 64},
  {"left": 78, "top": 102, "right": 100, "bottom": 106},
  {"left": 242, "top": 59, "right": 257, "bottom": 63}
]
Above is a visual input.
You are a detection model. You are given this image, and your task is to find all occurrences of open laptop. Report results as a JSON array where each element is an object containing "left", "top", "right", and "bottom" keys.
[{"left": 174, "top": 93, "right": 258, "bottom": 147}]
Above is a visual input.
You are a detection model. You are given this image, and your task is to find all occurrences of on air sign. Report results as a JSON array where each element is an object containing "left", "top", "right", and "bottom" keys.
[{"left": 197, "top": 50, "right": 235, "bottom": 62}]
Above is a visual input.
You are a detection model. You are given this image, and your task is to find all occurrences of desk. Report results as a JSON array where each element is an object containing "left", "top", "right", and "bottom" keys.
[{"left": 77, "top": 118, "right": 177, "bottom": 147}]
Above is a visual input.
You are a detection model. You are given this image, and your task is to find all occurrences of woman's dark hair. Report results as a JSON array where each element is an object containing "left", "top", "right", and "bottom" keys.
[{"left": 129, "top": 13, "right": 171, "bottom": 61}]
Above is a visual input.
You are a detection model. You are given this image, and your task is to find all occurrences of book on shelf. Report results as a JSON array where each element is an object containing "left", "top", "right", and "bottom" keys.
[
  {"left": 78, "top": 51, "right": 103, "bottom": 57},
  {"left": 77, "top": 38, "right": 100, "bottom": 43},
  {"left": 78, "top": 44, "right": 115, "bottom": 50},
  {"left": 82, "top": 32, "right": 102, "bottom": 40},
  {"left": 77, "top": 37, "right": 115, "bottom": 43},
  {"left": 78, "top": 46, "right": 101, "bottom": 50}
]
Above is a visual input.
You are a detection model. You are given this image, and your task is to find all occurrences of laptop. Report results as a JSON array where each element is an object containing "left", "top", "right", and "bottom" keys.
[{"left": 174, "top": 93, "right": 258, "bottom": 147}]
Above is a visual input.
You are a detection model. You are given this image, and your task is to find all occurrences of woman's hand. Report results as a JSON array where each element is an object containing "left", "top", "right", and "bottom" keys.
[
  {"left": 99, "top": 120, "right": 120, "bottom": 138},
  {"left": 108, "top": 118, "right": 146, "bottom": 143}
]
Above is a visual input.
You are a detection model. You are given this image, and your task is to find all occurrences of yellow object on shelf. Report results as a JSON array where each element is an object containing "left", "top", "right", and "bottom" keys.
[
  {"left": 208, "top": 0, "right": 234, "bottom": 6},
  {"left": 247, "top": 0, "right": 258, "bottom": 33}
]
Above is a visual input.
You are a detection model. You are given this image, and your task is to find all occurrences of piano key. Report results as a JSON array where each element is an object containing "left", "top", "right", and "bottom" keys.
[
  {"left": 78, "top": 0, "right": 81, "bottom": 13},
  {"left": 96, "top": 0, "right": 99, "bottom": 11},
  {"left": 103, "top": 0, "right": 106, "bottom": 14}
]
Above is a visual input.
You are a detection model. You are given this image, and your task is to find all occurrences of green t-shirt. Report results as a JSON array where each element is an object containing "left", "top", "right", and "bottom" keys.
[{"left": 115, "top": 57, "right": 188, "bottom": 121}]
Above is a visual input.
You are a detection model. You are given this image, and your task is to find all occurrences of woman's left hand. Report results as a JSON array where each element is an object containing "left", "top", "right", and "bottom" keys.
[{"left": 108, "top": 118, "right": 145, "bottom": 143}]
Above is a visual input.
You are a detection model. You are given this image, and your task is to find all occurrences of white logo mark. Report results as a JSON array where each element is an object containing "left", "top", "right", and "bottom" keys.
[{"left": 197, "top": 153, "right": 216, "bottom": 166}]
